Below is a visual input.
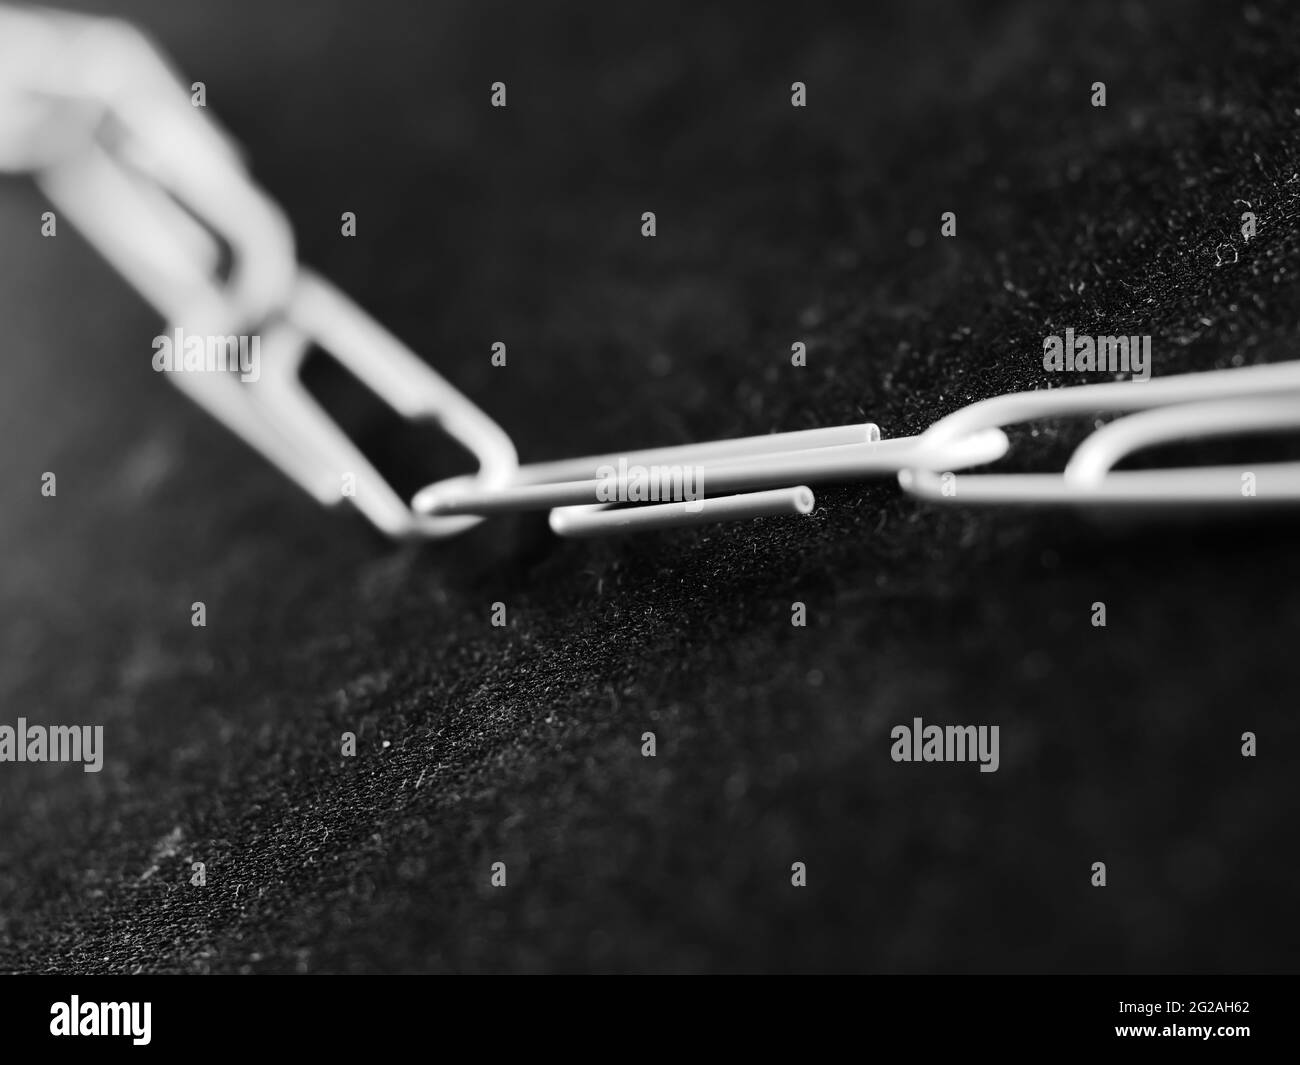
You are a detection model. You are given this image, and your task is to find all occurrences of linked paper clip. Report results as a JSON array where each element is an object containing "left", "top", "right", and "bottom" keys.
[
  {"left": 898, "top": 360, "right": 1300, "bottom": 506},
  {"left": 413, "top": 422, "right": 1010, "bottom": 538}
]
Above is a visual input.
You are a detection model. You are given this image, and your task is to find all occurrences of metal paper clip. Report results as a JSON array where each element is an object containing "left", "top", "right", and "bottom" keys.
[
  {"left": 169, "top": 273, "right": 519, "bottom": 539},
  {"left": 413, "top": 422, "right": 1010, "bottom": 537},
  {"left": 227, "top": 271, "right": 519, "bottom": 539},
  {"left": 0, "top": 5, "right": 519, "bottom": 538},
  {"left": 899, "top": 361, "right": 1300, "bottom": 505}
]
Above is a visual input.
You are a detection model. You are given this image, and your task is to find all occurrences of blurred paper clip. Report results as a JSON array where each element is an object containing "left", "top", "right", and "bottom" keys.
[{"left": 0, "top": 4, "right": 518, "bottom": 541}]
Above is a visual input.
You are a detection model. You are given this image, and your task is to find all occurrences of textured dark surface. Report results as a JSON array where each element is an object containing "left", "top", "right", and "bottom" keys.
[{"left": 1, "top": 0, "right": 1298, "bottom": 973}]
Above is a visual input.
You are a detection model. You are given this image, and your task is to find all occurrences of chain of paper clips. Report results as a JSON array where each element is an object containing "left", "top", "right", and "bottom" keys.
[{"left": 3, "top": 5, "right": 1299, "bottom": 542}]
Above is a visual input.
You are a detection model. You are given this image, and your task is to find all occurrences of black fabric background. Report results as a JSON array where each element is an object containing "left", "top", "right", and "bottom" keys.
[{"left": 1, "top": 0, "right": 1298, "bottom": 973}]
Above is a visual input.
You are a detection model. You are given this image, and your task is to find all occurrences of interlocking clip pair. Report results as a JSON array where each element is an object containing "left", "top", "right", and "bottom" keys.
[{"left": 409, "top": 358, "right": 1300, "bottom": 537}]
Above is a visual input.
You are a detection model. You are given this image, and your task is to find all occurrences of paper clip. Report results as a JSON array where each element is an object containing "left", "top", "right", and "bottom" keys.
[
  {"left": 898, "top": 361, "right": 1300, "bottom": 505},
  {"left": 212, "top": 271, "right": 519, "bottom": 540},
  {"left": 413, "top": 422, "right": 1011, "bottom": 537},
  {"left": 0, "top": 6, "right": 519, "bottom": 540}
]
